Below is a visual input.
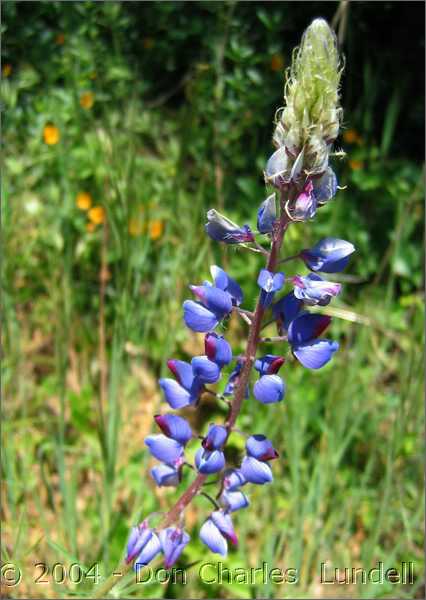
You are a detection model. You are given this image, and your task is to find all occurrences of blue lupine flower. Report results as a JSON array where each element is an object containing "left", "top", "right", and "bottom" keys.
[
  {"left": 191, "top": 356, "right": 221, "bottom": 384},
  {"left": 265, "top": 146, "right": 305, "bottom": 188},
  {"left": 287, "top": 313, "right": 331, "bottom": 344},
  {"left": 300, "top": 237, "right": 355, "bottom": 273},
  {"left": 202, "top": 424, "right": 227, "bottom": 450},
  {"left": 126, "top": 522, "right": 152, "bottom": 563},
  {"left": 151, "top": 464, "right": 181, "bottom": 487},
  {"left": 199, "top": 518, "right": 228, "bottom": 556},
  {"left": 292, "top": 180, "right": 317, "bottom": 221},
  {"left": 159, "top": 527, "right": 190, "bottom": 569},
  {"left": 292, "top": 273, "right": 341, "bottom": 306},
  {"left": 166, "top": 359, "right": 195, "bottom": 390},
  {"left": 190, "top": 285, "right": 233, "bottom": 316},
  {"left": 246, "top": 435, "right": 278, "bottom": 461},
  {"left": 154, "top": 414, "right": 193, "bottom": 445},
  {"left": 288, "top": 313, "right": 339, "bottom": 369},
  {"left": 183, "top": 300, "right": 221, "bottom": 333},
  {"left": 223, "top": 469, "right": 246, "bottom": 491},
  {"left": 254, "top": 354, "right": 285, "bottom": 376},
  {"left": 205, "top": 333, "right": 232, "bottom": 367},
  {"left": 159, "top": 379, "right": 197, "bottom": 409},
  {"left": 134, "top": 534, "right": 162, "bottom": 570},
  {"left": 211, "top": 510, "right": 238, "bottom": 545},
  {"left": 195, "top": 448, "right": 225, "bottom": 474},
  {"left": 220, "top": 489, "right": 250, "bottom": 512},
  {"left": 210, "top": 265, "right": 243, "bottom": 306},
  {"left": 257, "top": 269, "right": 285, "bottom": 308},
  {"left": 127, "top": 523, "right": 162, "bottom": 569},
  {"left": 205, "top": 209, "right": 255, "bottom": 244},
  {"left": 223, "top": 359, "right": 248, "bottom": 397},
  {"left": 257, "top": 193, "right": 276, "bottom": 234},
  {"left": 272, "top": 291, "right": 303, "bottom": 331},
  {"left": 253, "top": 374, "right": 285, "bottom": 404},
  {"left": 313, "top": 167, "right": 337, "bottom": 204},
  {"left": 145, "top": 435, "right": 184, "bottom": 466},
  {"left": 241, "top": 456, "right": 273, "bottom": 484}
]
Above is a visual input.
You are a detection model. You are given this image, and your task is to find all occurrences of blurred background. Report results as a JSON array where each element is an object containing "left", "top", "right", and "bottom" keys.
[{"left": 1, "top": 1, "right": 424, "bottom": 598}]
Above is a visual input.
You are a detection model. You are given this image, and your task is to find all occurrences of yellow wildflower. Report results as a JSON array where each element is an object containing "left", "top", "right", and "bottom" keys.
[
  {"left": 149, "top": 220, "right": 164, "bottom": 241},
  {"left": 43, "top": 124, "right": 60, "bottom": 145},
  {"left": 80, "top": 92, "right": 94, "bottom": 110},
  {"left": 88, "top": 206, "right": 105, "bottom": 225},
  {"left": 55, "top": 33, "right": 65, "bottom": 45},
  {"left": 270, "top": 53, "right": 284, "bottom": 72},
  {"left": 76, "top": 192, "right": 92, "bottom": 211},
  {"left": 349, "top": 159, "right": 364, "bottom": 171},
  {"left": 128, "top": 218, "right": 143, "bottom": 237},
  {"left": 2, "top": 63, "right": 12, "bottom": 77},
  {"left": 143, "top": 37, "right": 155, "bottom": 49}
]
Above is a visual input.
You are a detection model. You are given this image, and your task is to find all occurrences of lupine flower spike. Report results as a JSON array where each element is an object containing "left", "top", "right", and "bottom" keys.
[{"left": 116, "top": 18, "right": 356, "bottom": 589}]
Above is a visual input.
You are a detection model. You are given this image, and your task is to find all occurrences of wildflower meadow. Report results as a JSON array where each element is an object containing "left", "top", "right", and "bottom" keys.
[{"left": 1, "top": 2, "right": 424, "bottom": 599}]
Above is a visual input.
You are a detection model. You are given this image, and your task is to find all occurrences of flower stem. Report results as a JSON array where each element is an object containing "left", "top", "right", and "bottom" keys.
[{"left": 92, "top": 188, "right": 292, "bottom": 598}]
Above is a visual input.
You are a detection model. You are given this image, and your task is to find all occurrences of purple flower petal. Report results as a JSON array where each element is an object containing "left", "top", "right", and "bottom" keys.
[
  {"left": 211, "top": 510, "right": 238, "bottom": 545},
  {"left": 159, "top": 379, "right": 194, "bottom": 409},
  {"left": 202, "top": 424, "right": 227, "bottom": 450},
  {"left": 220, "top": 490, "right": 250, "bottom": 512},
  {"left": 293, "top": 339, "right": 339, "bottom": 369},
  {"left": 133, "top": 532, "right": 162, "bottom": 570},
  {"left": 151, "top": 464, "right": 181, "bottom": 487},
  {"left": 301, "top": 238, "right": 355, "bottom": 273},
  {"left": 272, "top": 291, "right": 303, "bottom": 331},
  {"left": 257, "top": 193, "right": 277, "bottom": 234},
  {"left": 191, "top": 356, "right": 221, "bottom": 384},
  {"left": 253, "top": 374, "right": 285, "bottom": 404},
  {"left": 167, "top": 359, "right": 194, "bottom": 390},
  {"left": 126, "top": 524, "right": 152, "bottom": 563},
  {"left": 190, "top": 285, "right": 233, "bottom": 316},
  {"left": 195, "top": 448, "right": 225, "bottom": 474},
  {"left": 210, "top": 266, "right": 244, "bottom": 306},
  {"left": 292, "top": 274, "right": 341, "bottom": 306},
  {"left": 199, "top": 519, "right": 227, "bottom": 556},
  {"left": 154, "top": 414, "right": 193, "bottom": 445},
  {"left": 159, "top": 528, "right": 190, "bottom": 569},
  {"left": 254, "top": 354, "right": 285, "bottom": 376},
  {"left": 313, "top": 167, "right": 337, "bottom": 204},
  {"left": 241, "top": 456, "right": 273, "bottom": 484},
  {"left": 265, "top": 146, "right": 291, "bottom": 188},
  {"left": 246, "top": 434, "right": 278, "bottom": 461},
  {"left": 145, "top": 435, "right": 184, "bottom": 466},
  {"left": 183, "top": 300, "right": 220, "bottom": 332},
  {"left": 205, "top": 333, "right": 232, "bottom": 367},
  {"left": 223, "top": 469, "right": 246, "bottom": 491},
  {"left": 292, "top": 180, "right": 317, "bottom": 221},
  {"left": 287, "top": 313, "right": 331, "bottom": 345},
  {"left": 205, "top": 210, "right": 255, "bottom": 244}
]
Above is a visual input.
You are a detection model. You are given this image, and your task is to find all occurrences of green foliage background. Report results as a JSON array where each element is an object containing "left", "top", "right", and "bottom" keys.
[{"left": 1, "top": 2, "right": 424, "bottom": 599}]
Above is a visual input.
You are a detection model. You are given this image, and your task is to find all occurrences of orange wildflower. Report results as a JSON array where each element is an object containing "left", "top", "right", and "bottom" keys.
[
  {"left": 55, "top": 33, "right": 65, "bottom": 45},
  {"left": 80, "top": 92, "right": 94, "bottom": 109},
  {"left": 349, "top": 159, "right": 364, "bottom": 171},
  {"left": 43, "top": 124, "right": 60, "bottom": 145},
  {"left": 343, "top": 129, "right": 361, "bottom": 144},
  {"left": 88, "top": 206, "right": 105, "bottom": 225},
  {"left": 149, "top": 220, "right": 164, "bottom": 241},
  {"left": 76, "top": 192, "right": 92, "bottom": 211},
  {"left": 86, "top": 222, "right": 96, "bottom": 233},
  {"left": 270, "top": 54, "right": 284, "bottom": 72},
  {"left": 2, "top": 63, "right": 12, "bottom": 77}
]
